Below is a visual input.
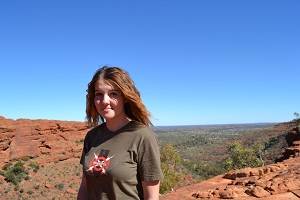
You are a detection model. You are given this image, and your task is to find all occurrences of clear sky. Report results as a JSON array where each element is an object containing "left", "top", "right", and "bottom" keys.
[{"left": 0, "top": 1, "right": 299, "bottom": 126}]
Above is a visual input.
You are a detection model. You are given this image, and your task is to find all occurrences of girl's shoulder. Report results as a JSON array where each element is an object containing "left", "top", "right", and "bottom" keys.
[
  {"left": 84, "top": 123, "right": 106, "bottom": 139},
  {"left": 127, "top": 121, "right": 157, "bottom": 139}
]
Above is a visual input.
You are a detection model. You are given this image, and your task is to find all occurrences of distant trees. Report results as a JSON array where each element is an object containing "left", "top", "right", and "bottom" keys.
[
  {"left": 224, "top": 142, "right": 264, "bottom": 170},
  {"left": 294, "top": 112, "right": 300, "bottom": 119},
  {"left": 293, "top": 112, "right": 300, "bottom": 127},
  {"left": 184, "top": 161, "right": 225, "bottom": 180}
]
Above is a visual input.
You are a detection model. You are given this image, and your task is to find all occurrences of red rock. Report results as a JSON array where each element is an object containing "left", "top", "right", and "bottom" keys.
[
  {"left": 191, "top": 191, "right": 210, "bottom": 198},
  {"left": 249, "top": 168, "right": 260, "bottom": 176},
  {"left": 291, "top": 189, "right": 300, "bottom": 198},
  {"left": 45, "top": 183, "right": 54, "bottom": 189},
  {"left": 223, "top": 172, "right": 237, "bottom": 180},
  {"left": 66, "top": 188, "right": 77, "bottom": 194},
  {"left": 246, "top": 186, "right": 270, "bottom": 198},
  {"left": 0, "top": 116, "right": 88, "bottom": 168}
]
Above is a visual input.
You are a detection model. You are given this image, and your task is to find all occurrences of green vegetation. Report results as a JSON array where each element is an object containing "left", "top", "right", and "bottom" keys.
[
  {"left": 55, "top": 183, "right": 64, "bottom": 190},
  {"left": 224, "top": 142, "right": 263, "bottom": 170},
  {"left": 29, "top": 161, "right": 40, "bottom": 172},
  {"left": 157, "top": 123, "right": 288, "bottom": 194},
  {"left": 183, "top": 161, "right": 225, "bottom": 180},
  {"left": 175, "top": 134, "right": 212, "bottom": 147},
  {"left": 0, "top": 159, "right": 40, "bottom": 187},
  {"left": 160, "top": 144, "right": 185, "bottom": 194},
  {"left": 294, "top": 112, "right": 299, "bottom": 120},
  {"left": 1, "top": 161, "right": 29, "bottom": 185},
  {"left": 293, "top": 112, "right": 300, "bottom": 127},
  {"left": 264, "top": 137, "right": 279, "bottom": 149}
]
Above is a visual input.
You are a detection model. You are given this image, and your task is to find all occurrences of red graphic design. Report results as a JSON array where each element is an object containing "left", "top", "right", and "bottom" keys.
[{"left": 88, "top": 153, "right": 113, "bottom": 174}]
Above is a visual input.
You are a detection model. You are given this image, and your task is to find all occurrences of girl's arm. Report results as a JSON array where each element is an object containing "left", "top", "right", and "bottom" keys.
[{"left": 142, "top": 180, "right": 160, "bottom": 200}]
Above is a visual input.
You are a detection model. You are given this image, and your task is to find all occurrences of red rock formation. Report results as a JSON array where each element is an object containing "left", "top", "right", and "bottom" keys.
[{"left": 0, "top": 116, "right": 89, "bottom": 167}]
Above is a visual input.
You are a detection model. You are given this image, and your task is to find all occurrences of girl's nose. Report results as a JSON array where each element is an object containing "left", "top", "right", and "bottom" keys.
[{"left": 102, "top": 93, "right": 110, "bottom": 104}]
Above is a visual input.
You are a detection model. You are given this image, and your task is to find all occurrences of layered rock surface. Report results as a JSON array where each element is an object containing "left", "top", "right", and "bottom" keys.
[
  {"left": 0, "top": 116, "right": 89, "bottom": 167},
  {"left": 161, "top": 125, "right": 300, "bottom": 200}
]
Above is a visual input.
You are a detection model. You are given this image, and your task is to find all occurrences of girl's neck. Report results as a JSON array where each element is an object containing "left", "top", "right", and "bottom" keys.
[{"left": 105, "top": 117, "right": 131, "bottom": 132}]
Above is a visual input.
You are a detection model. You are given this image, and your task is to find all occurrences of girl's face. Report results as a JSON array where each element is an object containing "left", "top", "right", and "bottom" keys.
[{"left": 94, "top": 79, "right": 127, "bottom": 123}]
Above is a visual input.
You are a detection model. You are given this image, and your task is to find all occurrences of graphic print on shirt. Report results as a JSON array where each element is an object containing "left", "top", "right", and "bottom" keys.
[{"left": 87, "top": 149, "right": 113, "bottom": 175}]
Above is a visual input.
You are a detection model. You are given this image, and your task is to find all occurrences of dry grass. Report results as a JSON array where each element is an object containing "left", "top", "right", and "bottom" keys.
[{"left": 0, "top": 158, "right": 82, "bottom": 200}]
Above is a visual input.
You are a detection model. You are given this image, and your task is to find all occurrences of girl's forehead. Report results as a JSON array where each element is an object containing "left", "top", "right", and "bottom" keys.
[{"left": 95, "top": 79, "right": 118, "bottom": 90}]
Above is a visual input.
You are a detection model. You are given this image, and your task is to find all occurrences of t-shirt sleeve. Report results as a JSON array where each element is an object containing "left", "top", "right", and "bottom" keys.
[{"left": 137, "top": 128, "right": 163, "bottom": 181}]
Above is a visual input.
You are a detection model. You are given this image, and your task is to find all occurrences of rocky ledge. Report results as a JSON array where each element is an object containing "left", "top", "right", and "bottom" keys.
[{"left": 0, "top": 116, "right": 89, "bottom": 167}]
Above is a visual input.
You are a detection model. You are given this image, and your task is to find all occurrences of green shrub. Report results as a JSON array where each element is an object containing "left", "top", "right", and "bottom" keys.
[
  {"left": 264, "top": 137, "right": 279, "bottom": 149},
  {"left": 29, "top": 161, "right": 40, "bottom": 172},
  {"left": 184, "top": 161, "right": 226, "bottom": 180},
  {"left": 160, "top": 144, "right": 185, "bottom": 194},
  {"left": 2, "top": 161, "right": 28, "bottom": 185},
  {"left": 160, "top": 162, "right": 183, "bottom": 193},
  {"left": 224, "top": 142, "right": 263, "bottom": 170},
  {"left": 55, "top": 183, "right": 64, "bottom": 190},
  {"left": 293, "top": 112, "right": 300, "bottom": 127}
]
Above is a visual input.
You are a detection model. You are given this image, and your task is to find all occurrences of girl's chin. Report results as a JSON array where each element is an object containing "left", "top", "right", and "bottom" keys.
[{"left": 102, "top": 113, "right": 115, "bottom": 120}]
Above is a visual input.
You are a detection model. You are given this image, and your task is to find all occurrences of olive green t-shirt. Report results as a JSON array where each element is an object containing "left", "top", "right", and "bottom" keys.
[{"left": 80, "top": 121, "right": 163, "bottom": 200}]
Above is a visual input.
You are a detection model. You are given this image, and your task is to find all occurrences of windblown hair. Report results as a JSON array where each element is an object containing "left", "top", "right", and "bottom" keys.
[{"left": 86, "top": 66, "right": 152, "bottom": 127}]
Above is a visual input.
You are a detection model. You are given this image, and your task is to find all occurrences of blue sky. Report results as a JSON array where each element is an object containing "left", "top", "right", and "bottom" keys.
[{"left": 0, "top": 1, "right": 299, "bottom": 126}]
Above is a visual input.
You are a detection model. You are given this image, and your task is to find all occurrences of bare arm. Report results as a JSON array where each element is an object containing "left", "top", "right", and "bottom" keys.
[
  {"left": 77, "top": 174, "right": 88, "bottom": 200},
  {"left": 142, "top": 180, "right": 160, "bottom": 200}
]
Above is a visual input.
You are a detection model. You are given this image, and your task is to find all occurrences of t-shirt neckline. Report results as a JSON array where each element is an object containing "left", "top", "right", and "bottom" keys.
[{"left": 103, "top": 120, "right": 135, "bottom": 134}]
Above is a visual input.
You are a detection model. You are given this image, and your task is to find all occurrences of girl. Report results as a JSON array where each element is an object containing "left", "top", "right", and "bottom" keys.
[{"left": 78, "top": 66, "right": 163, "bottom": 200}]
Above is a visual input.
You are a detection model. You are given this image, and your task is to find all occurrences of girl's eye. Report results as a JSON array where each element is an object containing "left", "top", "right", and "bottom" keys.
[
  {"left": 95, "top": 92, "right": 103, "bottom": 97},
  {"left": 110, "top": 92, "right": 119, "bottom": 97}
]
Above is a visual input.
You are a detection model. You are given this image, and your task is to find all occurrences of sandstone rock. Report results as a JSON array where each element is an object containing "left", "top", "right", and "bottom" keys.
[
  {"left": 254, "top": 179, "right": 267, "bottom": 188},
  {"left": 44, "top": 183, "right": 54, "bottom": 189},
  {"left": 0, "top": 116, "right": 88, "bottom": 167},
  {"left": 249, "top": 168, "right": 260, "bottom": 176},
  {"left": 236, "top": 168, "right": 252, "bottom": 178},
  {"left": 291, "top": 189, "right": 300, "bottom": 198},
  {"left": 223, "top": 172, "right": 237, "bottom": 180},
  {"left": 231, "top": 177, "right": 249, "bottom": 186},
  {"left": 66, "top": 188, "right": 77, "bottom": 194},
  {"left": 192, "top": 191, "right": 210, "bottom": 198},
  {"left": 286, "top": 179, "right": 300, "bottom": 191},
  {"left": 9, "top": 126, "right": 40, "bottom": 160},
  {"left": 219, "top": 189, "right": 237, "bottom": 199},
  {"left": 246, "top": 186, "right": 270, "bottom": 198}
]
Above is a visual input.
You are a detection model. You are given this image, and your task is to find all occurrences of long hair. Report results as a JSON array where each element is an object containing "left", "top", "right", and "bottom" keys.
[{"left": 86, "top": 66, "right": 152, "bottom": 127}]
